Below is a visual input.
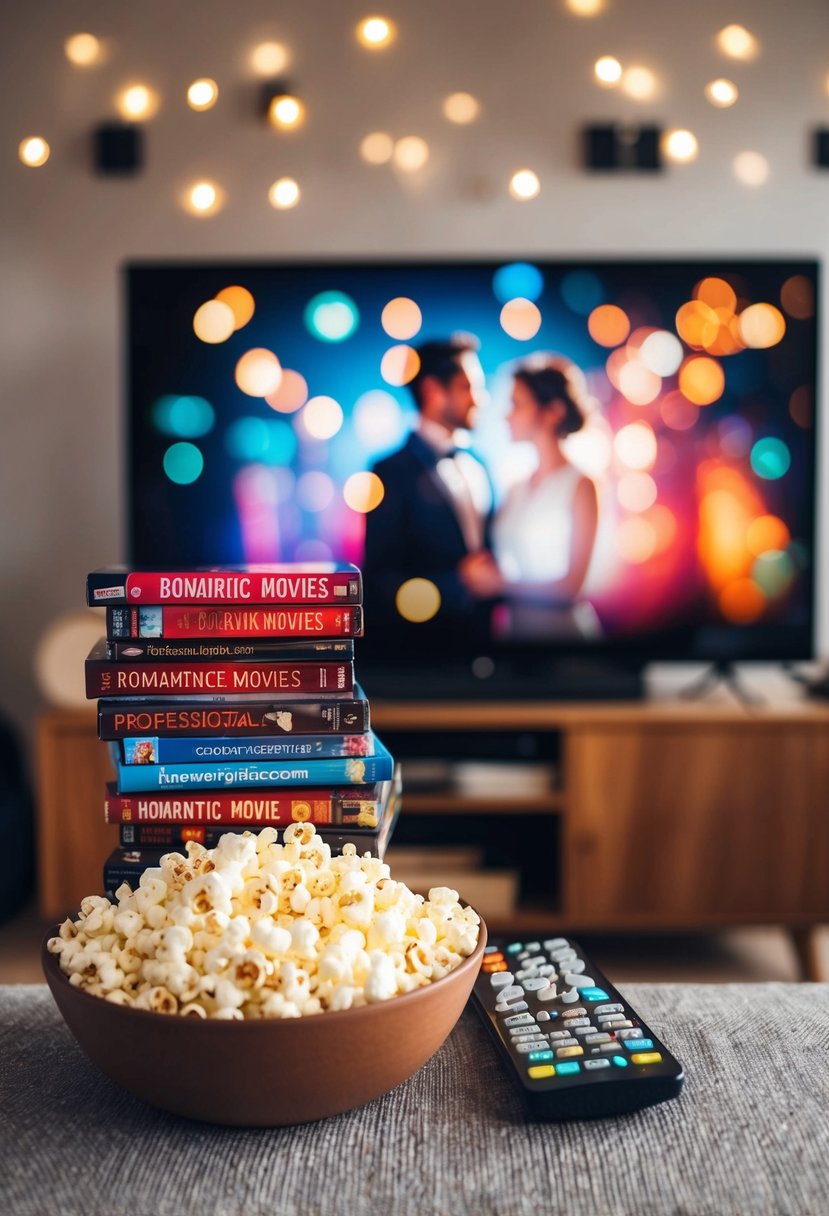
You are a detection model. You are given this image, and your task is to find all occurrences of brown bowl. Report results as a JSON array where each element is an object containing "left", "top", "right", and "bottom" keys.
[{"left": 42, "top": 916, "right": 487, "bottom": 1126}]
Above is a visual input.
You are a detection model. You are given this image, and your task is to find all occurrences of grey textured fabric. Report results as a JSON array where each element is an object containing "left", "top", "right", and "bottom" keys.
[{"left": 2, "top": 982, "right": 829, "bottom": 1216}]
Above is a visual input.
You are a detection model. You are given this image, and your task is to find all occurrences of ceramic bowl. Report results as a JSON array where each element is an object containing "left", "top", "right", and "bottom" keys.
[{"left": 41, "top": 916, "right": 486, "bottom": 1126}]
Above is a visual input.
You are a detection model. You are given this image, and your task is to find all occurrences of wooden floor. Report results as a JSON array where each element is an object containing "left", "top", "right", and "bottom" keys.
[{"left": 3, "top": 900, "right": 826, "bottom": 985}]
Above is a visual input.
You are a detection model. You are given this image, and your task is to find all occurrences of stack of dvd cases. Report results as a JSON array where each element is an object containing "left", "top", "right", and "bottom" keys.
[{"left": 85, "top": 564, "right": 400, "bottom": 897}]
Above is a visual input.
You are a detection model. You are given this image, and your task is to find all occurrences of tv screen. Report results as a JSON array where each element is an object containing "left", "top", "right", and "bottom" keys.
[{"left": 127, "top": 258, "right": 817, "bottom": 668}]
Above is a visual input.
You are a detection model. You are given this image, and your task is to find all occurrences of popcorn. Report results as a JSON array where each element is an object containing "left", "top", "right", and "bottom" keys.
[{"left": 52, "top": 825, "right": 479, "bottom": 1019}]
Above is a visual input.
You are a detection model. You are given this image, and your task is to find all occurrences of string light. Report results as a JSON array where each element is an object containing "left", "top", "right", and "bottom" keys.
[
  {"left": 733, "top": 150, "right": 769, "bottom": 186},
  {"left": 509, "top": 169, "right": 540, "bottom": 200},
  {"left": 187, "top": 79, "right": 219, "bottom": 111},
  {"left": 663, "top": 129, "right": 699, "bottom": 163},
  {"left": 64, "top": 33, "right": 102, "bottom": 66},
  {"left": 705, "top": 79, "right": 738, "bottom": 107},
  {"left": 116, "top": 84, "right": 160, "bottom": 122},
  {"left": 357, "top": 17, "right": 396, "bottom": 49},
  {"left": 716, "top": 24, "right": 759, "bottom": 61},
  {"left": 268, "top": 94, "right": 305, "bottom": 129},
  {"left": 594, "top": 56, "right": 622, "bottom": 86},
  {"left": 621, "top": 66, "right": 656, "bottom": 100},
  {"left": 184, "top": 180, "right": 223, "bottom": 216},
  {"left": 250, "top": 42, "right": 289, "bottom": 76},
  {"left": 392, "top": 136, "right": 429, "bottom": 171},
  {"left": 566, "top": 0, "right": 604, "bottom": 13},
  {"left": 443, "top": 92, "right": 480, "bottom": 124},
  {"left": 18, "top": 137, "right": 50, "bottom": 167},
  {"left": 360, "top": 131, "right": 394, "bottom": 164},
  {"left": 235, "top": 349, "right": 283, "bottom": 397},
  {"left": 268, "top": 177, "right": 300, "bottom": 209},
  {"left": 215, "top": 286, "right": 255, "bottom": 330},
  {"left": 193, "top": 300, "right": 236, "bottom": 344}
]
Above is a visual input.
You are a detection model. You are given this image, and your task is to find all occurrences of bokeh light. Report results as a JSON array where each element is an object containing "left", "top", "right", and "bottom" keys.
[
  {"left": 719, "top": 416, "right": 753, "bottom": 458},
  {"left": 733, "top": 151, "right": 769, "bottom": 186},
  {"left": 678, "top": 356, "right": 725, "bottom": 405},
  {"left": 588, "top": 304, "right": 630, "bottom": 346},
  {"left": 648, "top": 505, "right": 678, "bottom": 551},
  {"left": 344, "top": 471, "right": 386, "bottom": 513},
  {"left": 184, "top": 180, "right": 223, "bottom": 216},
  {"left": 561, "top": 270, "right": 604, "bottom": 314},
  {"left": 235, "top": 349, "right": 283, "bottom": 397},
  {"left": 705, "top": 78, "right": 738, "bottom": 107},
  {"left": 676, "top": 300, "right": 719, "bottom": 348},
  {"left": 396, "top": 578, "right": 441, "bottom": 623},
  {"left": 750, "top": 437, "right": 790, "bottom": 480},
  {"left": 443, "top": 92, "right": 480, "bottom": 124},
  {"left": 719, "top": 580, "right": 765, "bottom": 623},
  {"left": 780, "top": 275, "right": 815, "bottom": 320},
  {"left": 509, "top": 169, "right": 540, "bottom": 200},
  {"left": 193, "top": 299, "right": 236, "bottom": 344},
  {"left": 621, "top": 66, "right": 657, "bottom": 100},
  {"left": 618, "top": 361, "right": 661, "bottom": 405},
  {"left": 353, "top": 390, "right": 408, "bottom": 453},
  {"left": 738, "top": 303, "right": 786, "bottom": 348},
  {"left": 269, "top": 177, "right": 300, "bottom": 209},
  {"left": 500, "top": 298, "right": 542, "bottom": 341},
  {"left": 304, "top": 291, "right": 360, "bottom": 342},
  {"left": 187, "top": 79, "right": 219, "bottom": 111},
  {"left": 752, "top": 550, "right": 796, "bottom": 598},
  {"left": 215, "top": 285, "right": 255, "bottom": 330},
  {"left": 268, "top": 95, "right": 305, "bottom": 129},
  {"left": 18, "top": 137, "right": 49, "bottom": 167},
  {"left": 381, "top": 297, "right": 423, "bottom": 340},
  {"left": 360, "top": 132, "right": 394, "bottom": 164},
  {"left": 163, "top": 442, "right": 204, "bottom": 485},
  {"left": 224, "top": 418, "right": 296, "bottom": 465},
  {"left": 617, "top": 472, "right": 657, "bottom": 512},
  {"left": 716, "top": 24, "right": 759, "bottom": 60},
  {"left": 381, "top": 345, "right": 421, "bottom": 386},
  {"left": 660, "top": 391, "right": 699, "bottom": 432},
  {"left": 393, "top": 136, "right": 429, "bottom": 170},
  {"left": 566, "top": 0, "right": 604, "bottom": 12},
  {"left": 357, "top": 16, "right": 396, "bottom": 48},
  {"left": 265, "top": 369, "right": 309, "bottom": 414},
  {"left": 639, "top": 330, "right": 684, "bottom": 376},
  {"left": 250, "top": 42, "right": 289, "bottom": 76},
  {"left": 116, "top": 84, "right": 159, "bottom": 121},
  {"left": 296, "top": 471, "right": 335, "bottom": 512},
  {"left": 562, "top": 419, "right": 614, "bottom": 477},
  {"left": 493, "top": 263, "right": 544, "bottom": 303},
  {"left": 594, "top": 56, "right": 622, "bottom": 86},
  {"left": 153, "top": 396, "right": 215, "bottom": 438},
  {"left": 746, "top": 515, "right": 791, "bottom": 558},
  {"left": 302, "top": 396, "right": 345, "bottom": 440},
  {"left": 65, "top": 33, "right": 102, "bottom": 66},
  {"left": 617, "top": 517, "right": 657, "bottom": 563},
  {"left": 663, "top": 129, "right": 698, "bottom": 163},
  {"left": 789, "top": 386, "right": 812, "bottom": 430},
  {"left": 695, "top": 276, "right": 737, "bottom": 312},
  {"left": 614, "top": 422, "right": 657, "bottom": 470}
]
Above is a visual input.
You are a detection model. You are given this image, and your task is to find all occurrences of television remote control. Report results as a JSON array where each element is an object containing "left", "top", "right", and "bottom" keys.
[{"left": 471, "top": 935, "right": 684, "bottom": 1119}]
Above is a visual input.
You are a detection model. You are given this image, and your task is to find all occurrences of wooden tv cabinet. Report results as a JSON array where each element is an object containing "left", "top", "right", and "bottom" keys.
[{"left": 36, "top": 700, "right": 829, "bottom": 977}]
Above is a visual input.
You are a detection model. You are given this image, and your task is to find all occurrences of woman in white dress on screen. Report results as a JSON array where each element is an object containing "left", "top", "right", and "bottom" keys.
[{"left": 460, "top": 358, "right": 601, "bottom": 639}]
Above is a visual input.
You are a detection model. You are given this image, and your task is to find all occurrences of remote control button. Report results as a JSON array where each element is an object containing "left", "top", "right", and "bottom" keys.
[
  {"left": 593, "top": 1003, "right": 624, "bottom": 1016},
  {"left": 496, "top": 1001, "right": 528, "bottom": 1015},
  {"left": 536, "top": 964, "right": 557, "bottom": 977},
  {"left": 623, "top": 1038, "right": 654, "bottom": 1051},
  {"left": 601, "top": 1019, "right": 633, "bottom": 1030},
  {"left": 524, "top": 941, "right": 541, "bottom": 952},
  {"left": 537, "top": 985, "right": 558, "bottom": 1002},
  {"left": 516, "top": 951, "right": 531, "bottom": 962},
  {"left": 522, "top": 955, "right": 546, "bottom": 968},
  {"left": 564, "top": 959, "right": 586, "bottom": 975},
  {"left": 578, "top": 988, "right": 610, "bottom": 1002},
  {"left": 563, "top": 974, "right": 596, "bottom": 990},
  {"left": 506, "top": 942, "right": 523, "bottom": 954},
  {"left": 499, "top": 985, "right": 524, "bottom": 1000},
  {"left": 612, "top": 1055, "right": 629, "bottom": 1068},
  {"left": 630, "top": 1052, "right": 663, "bottom": 1066},
  {"left": 514, "top": 968, "right": 541, "bottom": 981},
  {"left": 515, "top": 1040, "right": 550, "bottom": 1054},
  {"left": 561, "top": 988, "right": 581, "bottom": 1004},
  {"left": 584, "top": 1033, "right": 613, "bottom": 1045},
  {"left": 543, "top": 938, "right": 569, "bottom": 951},
  {"left": 504, "top": 1013, "right": 535, "bottom": 1027},
  {"left": 556, "top": 1061, "right": 581, "bottom": 1076},
  {"left": 508, "top": 1027, "right": 538, "bottom": 1038},
  {"left": 599, "top": 1043, "right": 621, "bottom": 1053},
  {"left": 561, "top": 1016, "right": 590, "bottom": 1028},
  {"left": 520, "top": 977, "right": 551, "bottom": 993},
  {"left": 527, "top": 1064, "right": 556, "bottom": 1079},
  {"left": 489, "top": 973, "right": 514, "bottom": 989},
  {"left": 484, "top": 946, "right": 499, "bottom": 955},
  {"left": 584, "top": 1059, "right": 611, "bottom": 1071},
  {"left": 551, "top": 948, "right": 577, "bottom": 964},
  {"left": 561, "top": 1007, "right": 587, "bottom": 1019},
  {"left": 536, "top": 1010, "right": 551, "bottom": 1022},
  {"left": 555, "top": 1045, "right": 584, "bottom": 1059},
  {"left": 528, "top": 1049, "right": 554, "bottom": 1063},
  {"left": 616, "top": 1028, "right": 644, "bottom": 1040},
  {"left": 573, "top": 1026, "right": 599, "bottom": 1037},
  {"left": 549, "top": 1029, "right": 574, "bottom": 1040}
]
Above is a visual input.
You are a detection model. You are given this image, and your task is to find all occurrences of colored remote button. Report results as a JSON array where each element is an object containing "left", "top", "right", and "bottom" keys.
[
  {"left": 556, "top": 1061, "right": 581, "bottom": 1076},
  {"left": 506, "top": 943, "right": 523, "bottom": 953},
  {"left": 527, "top": 1064, "right": 556, "bottom": 1079},
  {"left": 528, "top": 1050, "right": 554, "bottom": 1063},
  {"left": 631, "top": 1052, "right": 663, "bottom": 1066},
  {"left": 623, "top": 1038, "right": 654, "bottom": 1051},
  {"left": 612, "top": 1055, "right": 629, "bottom": 1068},
  {"left": 579, "top": 988, "right": 610, "bottom": 1002},
  {"left": 555, "top": 1046, "right": 584, "bottom": 1059}
]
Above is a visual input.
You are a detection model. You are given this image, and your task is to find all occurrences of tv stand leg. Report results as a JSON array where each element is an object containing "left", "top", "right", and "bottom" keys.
[
  {"left": 678, "top": 662, "right": 765, "bottom": 708},
  {"left": 791, "top": 927, "right": 825, "bottom": 982}
]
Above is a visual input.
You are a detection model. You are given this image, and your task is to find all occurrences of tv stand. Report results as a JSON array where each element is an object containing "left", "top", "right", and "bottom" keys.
[
  {"left": 360, "top": 657, "right": 645, "bottom": 702},
  {"left": 678, "top": 661, "right": 765, "bottom": 708}
]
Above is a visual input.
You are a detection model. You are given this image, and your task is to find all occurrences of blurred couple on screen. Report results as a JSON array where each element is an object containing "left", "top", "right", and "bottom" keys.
[{"left": 363, "top": 337, "right": 602, "bottom": 645}]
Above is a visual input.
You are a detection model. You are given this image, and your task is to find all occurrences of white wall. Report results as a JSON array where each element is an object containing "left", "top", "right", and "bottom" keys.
[{"left": 2, "top": 0, "right": 828, "bottom": 744}]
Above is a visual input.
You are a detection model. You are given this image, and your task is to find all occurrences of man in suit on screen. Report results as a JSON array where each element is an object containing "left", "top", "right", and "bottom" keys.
[{"left": 363, "top": 337, "right": 496, "bottom": 647}]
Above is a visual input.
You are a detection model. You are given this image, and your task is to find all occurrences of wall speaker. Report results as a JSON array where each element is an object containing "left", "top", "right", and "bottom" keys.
[{"left": 93, "top": 123, "right": 143, "bottom": 176}]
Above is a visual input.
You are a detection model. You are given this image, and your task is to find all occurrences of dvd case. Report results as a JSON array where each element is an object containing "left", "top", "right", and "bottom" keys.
[
  {"left": 98, "top": 691, "right": 370, "bottom": 738},
  {"left": 119, "top": 732, "right": 372, "bottom": 764},
  {"left": 106, "top": 638, "right": 355, "bottom": 661},
  {"left": 87, "top": 564, "right": 362, "bottom": 606},
  {"left": 106, "top": 604, "right": 363, "bottom": 639},
  {"left": 104, "top": 780, "right": 386, "bottom": 826}
]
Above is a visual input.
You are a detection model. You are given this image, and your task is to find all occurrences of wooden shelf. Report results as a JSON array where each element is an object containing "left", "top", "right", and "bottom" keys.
[{"left": 402, "top": 791, "right": 564, "bottom": 815}]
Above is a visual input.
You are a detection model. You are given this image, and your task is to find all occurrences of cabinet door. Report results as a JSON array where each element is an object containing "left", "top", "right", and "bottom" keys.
[{"left": 565, "top": 724, "right": 829, "bottom": 923}]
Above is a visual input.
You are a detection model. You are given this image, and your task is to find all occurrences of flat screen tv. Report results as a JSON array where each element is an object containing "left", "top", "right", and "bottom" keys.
[{"left": 126, "top": 258, "right": 818, "bottom": 694}]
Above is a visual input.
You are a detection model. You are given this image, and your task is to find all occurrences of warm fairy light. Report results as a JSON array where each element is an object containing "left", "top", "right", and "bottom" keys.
[
  {"left": 18, "top": 137, "right": 50, "bottom": 167},
  {"left": 360, "top": 132, "right": 394, "bottom": 164},
  {"left": 381, "top": 297, "right": 423, "bottom": 341},
  {"left": 215, "top": 286, "right": 255, "bottom": 330},
  {"left": 617, "top": 517, "right": 657, "bottom": 564},
  {"left": 509, "top": 169, "right": 540, "bottom": 200},
  {"left": 269, "top": 177, "right": 300, "bottom": 209},
  {"left": 302, "top": 396, "right": 344, "bottom": 440},
  {"left": 187, "top": 79, "right": 219, "bottom": 111},
  {"left": 594, "top": 56, "right": 622, "bottom": 86},
  {"left": 738, "top": 303, "right": 786, "bottom": 349},
  {"left": 618, "top": 472, "right": 657, "bottom": 513},
  {"left": 500, "top": 298, "right": 542, "bottom": 341},
  {"left": 618, "top": 361, "right": 661, "bottom": 405},
  {"left": 604, "top": 348, "right": 628, "bottom": 392},
  {"left": 588, "top": 304, "right": 630, "bottom": 347},
  {"left": 184, "top": 180, "right": 223, "bottom": 216},
  {"left": 675, "top": 300, "right": 719, "bottom": 348},
  {"left": 381, "top": 345, "right": 421, "bottom": 386},
  {"left": 695, "top": 277, "right": 737, "bottom": 312},
  {"left": 614, "top": 422, "right": 657, "bottom": 471},
  {"left": 719, "top": 580, "right": 765, "bottom": 624},
  {"left": 357, "top": 16, "right": 396, "bottom": 48},
  {"left": 265, "top": 369, "right": 309, "bottom": 414},
  {"left": 716, "top": 24, "right": 759, "bottom": 61},
  {"left": 443, "top": 92, "right": 480, "bottom": 124},
  {"left": 639, "top": 331, "right": 683, "bottom": 376},
  {"left": 663, "top": 129, "right": 698, "bottom": 163},
  {"left": 344, "top": 471, "right": 386, "bottom": 513},
  {"left": 705, "top": 78, "right": 738, "bottom": 107},
  {"left": 396, "top": 578, "right": 441, "bottom": 623},
  {"left": 65, "top": 33, "right": 102, "bottom": 66},
  {"left": 780, "top": 275, "right": 815, "bottom": 320},
  {"left": 192, "top": 300, "right": 236, "bottom": 344},
  {"left": 117, "top": 84, "right": 159, "bottom": 121},
  {"left": 746, "top": 515, "right": 791, "bottom": 558},
  {"left": 705, "top": 310, "right": 744, "bottom": 357},
  {"left": 269, "top": 95, "right": 305, "bottom": 130},
  {"left": 733, "top": 150, "right": 769, "bottom": 186},
  {"left": 235, "top": 349, "right": 283, "bottom": 397},
  {"left": 566, "top": 0, "right": 604, "bottom": 14},
  {"left": 679, "top": 356, "right": 725, "bottom": 406},
  {"left": 393, "top": 136, "right": 429, "bottom": 170},
  {"left": 621, "top": 66, "right": 656, "bottom": 100},
  {"left": 250, "top": 42, "right": 289, "bottom": 77}
]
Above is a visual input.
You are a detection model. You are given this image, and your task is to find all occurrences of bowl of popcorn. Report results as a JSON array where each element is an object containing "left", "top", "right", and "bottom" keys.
[{"left": 42, "top": 824, "right": 485, "bottom": 1125}]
